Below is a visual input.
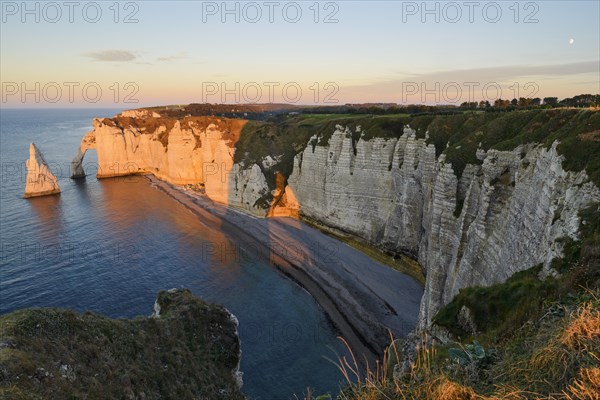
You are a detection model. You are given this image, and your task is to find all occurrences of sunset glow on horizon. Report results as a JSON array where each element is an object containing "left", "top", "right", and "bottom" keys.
[{"left": 1, "top": 1, "right": 599, "bottom": 108}]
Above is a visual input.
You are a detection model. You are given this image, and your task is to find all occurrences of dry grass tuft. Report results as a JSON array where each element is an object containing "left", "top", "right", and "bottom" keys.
[
  {"left": 564, "top": 367, "right": 600, "bottom": 400},
  {"left": 525, "top": 295, "right": 600, "bottom": 390},
  {"left": 483, "top": 385, "right": 531, "bottom": 400},
  {"left": 432, "top": 376, "right": 478, "bottom": 400},
  {"left": 529, "top": 341, "right": 574, "bottom": 384},
  {"left": 311, "top": 292, "right": 600, "bottom": 400},
  {"left": 560, "top": 302, "right": 600, "bottom": 351}
]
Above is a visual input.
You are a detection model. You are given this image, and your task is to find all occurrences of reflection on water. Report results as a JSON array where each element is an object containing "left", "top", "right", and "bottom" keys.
[
  {"left": 71, "top": 176, "right": 95, "bottom": 208},
  {"left": 96, "top": 176, "right": 244, "bottom": 286},
  {"left": 26, "top": 194, "right": 64, "bottom": 243},
  {"left": 0, "top": 109, "right": 347, "bottom": 399}
]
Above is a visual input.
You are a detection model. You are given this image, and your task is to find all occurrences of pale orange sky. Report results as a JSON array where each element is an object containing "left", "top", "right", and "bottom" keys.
[{"left": 1, "top": 1, "right": 598, "bottom": 107}]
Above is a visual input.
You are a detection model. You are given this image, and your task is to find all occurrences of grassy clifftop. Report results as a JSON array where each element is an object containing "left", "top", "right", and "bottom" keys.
[
  {"left": 236, "top": 109, "right": 600, "bottom": 186},
  {"left": 0, "top": 289, "right": 244, "bottom": 400},
  {"left": 107, "top": 108, "right": 599, "bottom": 188}
]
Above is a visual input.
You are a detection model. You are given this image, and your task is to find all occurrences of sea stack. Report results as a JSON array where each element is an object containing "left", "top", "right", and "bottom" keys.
[{"left": 23, "top": 143, "right": 61, "bottom": 198}]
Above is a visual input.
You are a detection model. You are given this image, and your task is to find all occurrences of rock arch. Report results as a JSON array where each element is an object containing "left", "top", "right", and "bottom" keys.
[{"left": 70, "top": 131, "right": 96, "bottom": 178}]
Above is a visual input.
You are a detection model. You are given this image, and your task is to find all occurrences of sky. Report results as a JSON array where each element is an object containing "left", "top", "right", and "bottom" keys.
[{"left": 1, "top": 0, "right": 599, "bottom": 107}]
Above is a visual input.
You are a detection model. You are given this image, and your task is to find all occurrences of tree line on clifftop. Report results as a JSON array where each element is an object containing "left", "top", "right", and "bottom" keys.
[{"left": 303, "top": 94, "right": 600, "bottom": 116}]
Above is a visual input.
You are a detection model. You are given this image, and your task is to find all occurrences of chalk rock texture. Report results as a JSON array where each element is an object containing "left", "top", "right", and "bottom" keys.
[
  {"left": 24, "top": 143, "right": 61, "bottom": 198},
  {"left": 288, "top": 126, "right": 600, "bottom": 327},
  {"left": 70, "top": 113, "right": 271, "bottom": 216}
]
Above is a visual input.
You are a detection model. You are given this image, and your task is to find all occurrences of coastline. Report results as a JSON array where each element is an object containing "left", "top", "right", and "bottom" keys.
[
  {"left": 299, "top": 215, "right": 426, "bottom": 286},
  {"left": 143, "top": 174, "right": 424, "bottom": 362}
]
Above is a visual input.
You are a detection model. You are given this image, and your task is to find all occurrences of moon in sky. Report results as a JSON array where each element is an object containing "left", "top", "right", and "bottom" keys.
[{"left": 569, "top": 38, "right": 575, "bottom": 45}]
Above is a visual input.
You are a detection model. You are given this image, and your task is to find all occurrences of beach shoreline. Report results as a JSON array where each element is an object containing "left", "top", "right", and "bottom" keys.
[{"left": 144, "top": 174, "right": 424, "bottom": 362}]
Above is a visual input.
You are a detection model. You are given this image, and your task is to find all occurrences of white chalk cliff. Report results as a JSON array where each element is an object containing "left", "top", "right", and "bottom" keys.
[
  {"left": 24, "top": 143, "right": 61, "bottom": 198},
  {"left": 287, "top": 125, "right": 600, "bottom": 327},
  {"left": 71, "top": 113, "right": 274, "bottom": 216},
  {"left": 72, "top": 111, "right": 599, "bottom": 330}
]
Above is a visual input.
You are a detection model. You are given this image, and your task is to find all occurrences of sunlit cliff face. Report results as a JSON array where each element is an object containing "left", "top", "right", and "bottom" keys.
[
  {"left": 24, "top": 143, "right": 61, "bottom": 198},
  {"left": 267, "top": 172, "right": 299, "bottom": 218},
  {"left": 71, "top": 111, "right": 243, "bottom": 202},
  {"left": 71, "top": 109, "right": 299, "bottom": 218}
]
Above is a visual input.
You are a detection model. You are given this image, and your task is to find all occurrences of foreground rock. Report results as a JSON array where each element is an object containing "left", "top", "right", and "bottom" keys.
[
  {"left": 0, "top": 289, "right": 244, "bottom": 399},
  {"left": 23, "top": 143, "right": 60, "bottom": 198}
]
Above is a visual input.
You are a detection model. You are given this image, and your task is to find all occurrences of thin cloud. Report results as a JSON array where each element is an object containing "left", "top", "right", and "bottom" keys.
[
  {"left": 342, "top": 61, "right": 599, "bottom": 104},
  {"left": 157, "top": 52, "right": 188, "bottom": 62},
  {"left": 83, "top": 50, "right": 137, "bottom": 62},
  {"left": 397, "top": 61, "right": 599, "bottom": 82}
]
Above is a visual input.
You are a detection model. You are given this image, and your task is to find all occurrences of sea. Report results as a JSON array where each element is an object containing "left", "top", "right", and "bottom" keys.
[{"left": 0, "top": 108, "right": 348, "bottom": 399}]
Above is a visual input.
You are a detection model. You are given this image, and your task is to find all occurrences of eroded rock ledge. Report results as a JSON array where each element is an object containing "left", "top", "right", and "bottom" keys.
[{"left": 0, "top": 289, "right": 244, "bottom": 399}]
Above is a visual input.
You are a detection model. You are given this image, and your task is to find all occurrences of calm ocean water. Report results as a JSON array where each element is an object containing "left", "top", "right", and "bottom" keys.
[{"left": 0, "top": 108, "right": 346, "bottom": 399}]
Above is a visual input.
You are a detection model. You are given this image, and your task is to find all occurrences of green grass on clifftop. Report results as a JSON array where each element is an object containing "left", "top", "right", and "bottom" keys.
[
  {"left": 235, "top": 109, "right": 600, "bottom": 186},
  {"left": 0, "top": 289, "right": 243, "bottom": 400}
]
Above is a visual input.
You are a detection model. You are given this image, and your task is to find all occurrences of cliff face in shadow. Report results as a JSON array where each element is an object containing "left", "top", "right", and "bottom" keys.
[
  {"left": 288, "top": 125, "right": 599, "bottom": 327},
  {"left": 0, "top": 289, "right": 244, "bottom": 399}
]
